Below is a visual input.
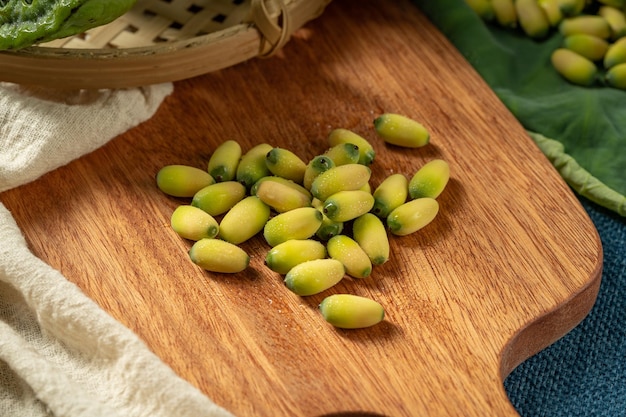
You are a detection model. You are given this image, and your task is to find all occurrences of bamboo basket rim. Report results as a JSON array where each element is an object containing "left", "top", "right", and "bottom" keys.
[{"left": 0, "top": 0, "right": 331, "bottom": 89}]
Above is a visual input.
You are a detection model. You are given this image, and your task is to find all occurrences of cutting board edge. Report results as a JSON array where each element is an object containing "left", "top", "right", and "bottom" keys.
[{"left": 498, "top": 238, "right": 603, "bottom": 381}]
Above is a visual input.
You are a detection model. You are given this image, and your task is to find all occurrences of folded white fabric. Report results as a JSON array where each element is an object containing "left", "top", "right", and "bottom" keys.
[
  {"left": 0, "top": 82, "right": 167, "bottom": 192},
  {"left": 0, "top": 83, "right": 235, "bottom": 417}
]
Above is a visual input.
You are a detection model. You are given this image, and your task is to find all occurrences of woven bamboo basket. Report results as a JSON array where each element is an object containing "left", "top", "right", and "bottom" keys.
[{"left": 0, "top": 0, "right": 331, "bottom": 89}]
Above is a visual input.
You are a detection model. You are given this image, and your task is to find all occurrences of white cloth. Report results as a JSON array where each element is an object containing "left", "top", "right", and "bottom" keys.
[{"left": 0, "top": 83, "right": 234, "bottom": 417}]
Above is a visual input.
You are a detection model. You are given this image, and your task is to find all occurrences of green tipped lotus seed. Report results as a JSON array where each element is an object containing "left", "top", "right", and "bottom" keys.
[
  {"left": 265, "top": 239, "right": 327, "bottom": 275},
  {"left": 319, "top": 294, "right": 385, "bottom": 329},
  {"left": 170, "top": 205, "right": 219, "bottom": 241},
  {"left": 189, "top": 238, "right": 250, "bottom": 273},
  {"left": 284, "top": 258, "right": 345, "bottom": 296},
  {"left": 156, "top": 165, "right": 215, "bottom": 197}
]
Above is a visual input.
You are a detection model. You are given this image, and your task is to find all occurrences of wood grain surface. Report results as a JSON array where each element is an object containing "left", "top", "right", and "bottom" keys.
[{"left": 0, "top": 0, "right": 603, "bottom": 416}]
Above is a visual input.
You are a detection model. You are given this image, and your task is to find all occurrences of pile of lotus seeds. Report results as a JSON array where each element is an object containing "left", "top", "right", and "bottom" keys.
[
  {"left": 156, "top": 113, "right": 450, "bottom": 329},
  {"left": 465, "top": 0, "right": 626, "bottom": 88}
]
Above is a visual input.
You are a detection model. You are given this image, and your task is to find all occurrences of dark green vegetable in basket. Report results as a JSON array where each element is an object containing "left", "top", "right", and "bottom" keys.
[{"left": 0, "top": 0, "right": 136, "bottom": 50}]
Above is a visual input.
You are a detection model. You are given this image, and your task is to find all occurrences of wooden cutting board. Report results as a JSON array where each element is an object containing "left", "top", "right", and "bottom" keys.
[{"left": 0, "top": 0, "right": 603, "bottom": 416}]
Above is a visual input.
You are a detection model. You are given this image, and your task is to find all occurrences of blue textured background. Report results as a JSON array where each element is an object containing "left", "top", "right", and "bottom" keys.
[{"left": 504, "top": 196, "right": 626, "bottom": 417}]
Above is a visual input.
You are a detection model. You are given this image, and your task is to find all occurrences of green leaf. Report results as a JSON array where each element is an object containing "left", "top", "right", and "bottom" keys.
[{"left": 412, "top": 0, "right": 626, "bottom": 215}]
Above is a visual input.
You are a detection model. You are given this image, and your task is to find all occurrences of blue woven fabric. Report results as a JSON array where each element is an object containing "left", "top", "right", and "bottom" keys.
[{"left": 504, "top": 196, "right": 626, "bottom": 417}]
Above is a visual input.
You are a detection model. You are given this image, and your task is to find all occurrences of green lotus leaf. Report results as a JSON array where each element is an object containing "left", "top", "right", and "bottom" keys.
[{"left": 412, "top": 0, "right": 626, "bottom": 216}]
